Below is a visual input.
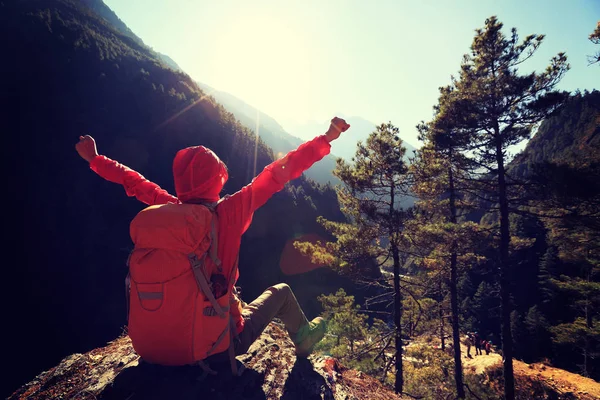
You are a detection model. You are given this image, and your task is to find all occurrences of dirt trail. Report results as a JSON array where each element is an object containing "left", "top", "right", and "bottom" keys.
[
  {"left": 461, "top": 347, "right": 502, "bottom": 375},
  {"left": 513, "top": 361, "right": 600, "bottom": 399},
  {"left": 457, "top": 342, "right": 600, "bottom": 398}
]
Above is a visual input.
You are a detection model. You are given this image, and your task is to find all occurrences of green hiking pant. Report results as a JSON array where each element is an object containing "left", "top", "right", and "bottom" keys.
[{"left": 234, "top": 283, "right": 309, "bottom": 355}]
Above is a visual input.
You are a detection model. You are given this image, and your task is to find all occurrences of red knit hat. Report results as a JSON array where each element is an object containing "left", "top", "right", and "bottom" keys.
[{"left": 172, "top": 146, "right": 228, "bottom": 203}]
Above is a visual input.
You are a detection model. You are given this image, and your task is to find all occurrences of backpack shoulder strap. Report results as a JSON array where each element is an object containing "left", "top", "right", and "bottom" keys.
[
  {"left": 208, "top": 210, "right": 221, "bottom": 271},
  {"left": 199, "top": 202, "right": 222, "bottom": 271},
  {"left": 199, "top": 201, "right": 244, "bottom": 376},
  {"left": 189, "top": 253, "right": 227, "bottom": 318}
]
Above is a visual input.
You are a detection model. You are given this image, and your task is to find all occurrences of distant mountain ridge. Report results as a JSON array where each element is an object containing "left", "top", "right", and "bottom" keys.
[
  {"left": 287, "top": 116, "right": 418, "bottom": 162},
  {"left": 84, "top": 0, "right": 413, "bottom": 184},
  {"left": 79, "top": 0, "right": 340, "bottom": 185},
  {"left": 194, "top": 84, "right": 419, "bottom": 186},
  {"left": 197, "top": 82, "right": 342, "bottom": 185}
]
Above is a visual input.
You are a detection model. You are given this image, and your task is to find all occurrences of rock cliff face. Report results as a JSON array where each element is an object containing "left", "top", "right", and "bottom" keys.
[{"left": 9, "top": 323, "right": 400, "bottom": 400}]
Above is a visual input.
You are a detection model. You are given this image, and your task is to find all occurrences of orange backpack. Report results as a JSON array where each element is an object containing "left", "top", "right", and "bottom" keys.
[{"left": 125, "top": 203, "right": 239, "bottom": 373}]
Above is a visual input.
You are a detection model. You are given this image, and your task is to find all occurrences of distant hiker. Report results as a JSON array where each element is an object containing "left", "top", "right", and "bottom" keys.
[
  {"left": 473, "top": 332, "right": 482, "bottom": 356},
  {"left": 76, "top": 117, "right": 351, "bottom": 374},
  {"left": 481, "top": 339, "right": 488, "bottom": 355},
  {"left": 485, "top": 340, "right": 492, "bottom": 355},
  {"left": 462, "top": 333, "right": 473, "bottom": 358}
]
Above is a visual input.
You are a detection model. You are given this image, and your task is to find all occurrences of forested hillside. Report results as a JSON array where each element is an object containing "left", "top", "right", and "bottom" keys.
[
  {"left": 196, "top": 82, "right": 342, "bottom": 185},
  {"left": 457, "top": 90, "right": 600, "bottom": 373},
  {"left": 296, "top": 17, "right": 598, "bottom": 399}
]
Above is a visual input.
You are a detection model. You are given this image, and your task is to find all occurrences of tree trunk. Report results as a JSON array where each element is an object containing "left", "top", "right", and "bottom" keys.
[
  {"left": 440, "top": 277, "right": 445, "bottom": 351},
  {"left": 584, "top": 283, "right": 590, "bottom": 377},
  {"left": 390, "top": 181, "right": 403, "bottom": 394},
  {"left": 392, "top": 243, "right": 403, "bottom": 394},
  {"left": 495, "top": 133, "right": 515, "bottom": 400},
  {"left": 448, "top": 165, "right": 466, "bottom": 399}
]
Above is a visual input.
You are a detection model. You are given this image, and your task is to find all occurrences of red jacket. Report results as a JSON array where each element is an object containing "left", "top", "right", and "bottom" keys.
[{"left": 90, "top": 135, "right": 332, "bottom": 332}]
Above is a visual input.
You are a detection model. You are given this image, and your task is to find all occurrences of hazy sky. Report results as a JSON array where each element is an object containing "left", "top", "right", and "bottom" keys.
[{"left": 104, "top": 0, "right": 598, "bottom": 146}]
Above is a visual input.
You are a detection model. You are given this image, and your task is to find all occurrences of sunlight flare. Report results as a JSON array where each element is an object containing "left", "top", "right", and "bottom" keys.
[{"left": 210, "top": 14, "right": 313, "bottom": 120}]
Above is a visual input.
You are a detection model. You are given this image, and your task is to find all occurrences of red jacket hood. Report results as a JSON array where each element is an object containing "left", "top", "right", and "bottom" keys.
[{"left": 172, "top": 146, "right": 228, "bottom": 203}]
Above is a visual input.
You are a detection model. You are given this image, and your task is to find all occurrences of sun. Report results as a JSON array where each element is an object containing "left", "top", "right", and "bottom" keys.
[{"left": 209, "top": 14, "right": 313, "bottom": 120}]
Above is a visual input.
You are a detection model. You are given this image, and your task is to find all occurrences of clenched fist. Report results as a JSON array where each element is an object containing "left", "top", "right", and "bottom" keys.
[
  {"left": 325, "top": 117, "right": 350, "bottom": 142},
  {"left": 75, "top": 135, "right": 99, "bottom": 163}
]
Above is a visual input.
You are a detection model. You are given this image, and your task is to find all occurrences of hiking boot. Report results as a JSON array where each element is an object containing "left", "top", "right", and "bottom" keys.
[{"left": 294, "top": 317, "right": 327, "bottom": 357}]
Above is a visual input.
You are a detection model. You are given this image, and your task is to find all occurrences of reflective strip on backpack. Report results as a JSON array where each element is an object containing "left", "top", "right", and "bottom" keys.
[
  {"left": 189, "top": 253, "right": 226, "bottom": 318},
  {"left": 138, "top": 291, "right": 163, "bottom": 300}
]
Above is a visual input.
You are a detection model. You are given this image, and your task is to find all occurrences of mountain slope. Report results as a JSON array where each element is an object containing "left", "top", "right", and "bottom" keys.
[
  {"left": 197, "top": 82, "right": 342, "bottom": 186},
  {"left": 465, "top": 90, "right": 600, "bottom": 225},
  {"left": 460, "top": 90, "right": 600, "bottom": 381},
  {"left": 508, "top": 89, "right": 600, "bottom": 177},
  {"left": 1, "top": 0, "right": 358, "bottom": 396},
  {"left": 79, "top": 0, "right": 183, "bottom": 72}
]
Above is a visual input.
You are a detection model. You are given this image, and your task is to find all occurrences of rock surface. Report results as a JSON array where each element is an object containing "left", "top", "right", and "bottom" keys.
[{"left": 9, "top": 323, "right": 400, "bottom": 400}]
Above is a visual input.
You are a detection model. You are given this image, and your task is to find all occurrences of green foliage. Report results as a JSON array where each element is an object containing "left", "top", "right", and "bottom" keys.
[
  {"left": 524, "top": 306, "right": 551, "bottom": 361},
  {"left": 510, "top": 310, "right": 528, "bottom": 360},
  {"left": 472, "top": 281, "right": 501, "bottom": 332},
  {"left": 403, "top": 344, "right": 455, "bottom": 399},
  {"left": 319, "top": 122, "right": 412, "bottom": 393},
  {"left": 513, "top": 92, "right": 600, "bottom": 378},
  {"left": 318, "top": 289, "right": 369, "bottom": 354},
  {"left": 551, "top": 318, "right": 600, "bottom": 377},
  {"left": 315, "top": 288, "right": 393, "bottom": 379},
  {"left": 426, "top": 16, "right": 571, "bottom": 399}
]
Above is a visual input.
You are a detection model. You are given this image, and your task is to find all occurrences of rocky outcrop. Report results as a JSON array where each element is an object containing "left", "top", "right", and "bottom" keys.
[{"left": 9, "top": 323, "right": 400, "bottom": 400}]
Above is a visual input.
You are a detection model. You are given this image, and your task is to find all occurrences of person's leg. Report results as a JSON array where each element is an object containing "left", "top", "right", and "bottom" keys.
[{"left": 235, "top": 283, "right": 310, "bottom": 355}]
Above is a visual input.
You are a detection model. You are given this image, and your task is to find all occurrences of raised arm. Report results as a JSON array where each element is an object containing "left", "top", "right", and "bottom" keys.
[
  {"left": 222, "top": 117, "right": 350, "bottom": 233},
  {"left": 76, "top": 135, "right": 179, "bottom": 206}
]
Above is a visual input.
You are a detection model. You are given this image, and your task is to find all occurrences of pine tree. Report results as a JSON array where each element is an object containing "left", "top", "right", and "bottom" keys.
[
  {"left": 524, "top": 305, "right": 550, "bottom": 361},
  {"left": 538, "top": 245, "right": 559, "bottom": 310},
  {"left": 437, "top": 16, "right": 569, "bottom": 399},
  {"left": 510, "top": 310, "right": 527, "bottom": 360},
  {"left": 530, "top": 156, "right": 600, "bottom": 376},
  {"left": 411, "top": 84, "right": 487, "bottom": 399},
  {"left": 318, "top": 289, "right": 368, "bottom": 355},
  {"left": 299, "top": 122, "right": 411, "bottom": 393},
  {"left": 551, "top": 317, "right": 600, "bottom": 378}
]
